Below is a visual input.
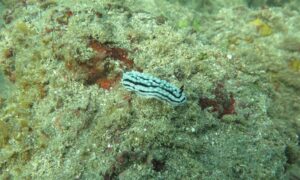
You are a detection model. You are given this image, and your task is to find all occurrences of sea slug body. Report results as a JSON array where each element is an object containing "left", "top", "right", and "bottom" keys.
[{"left": 121, "top": 71, "right": 187, "bottom": 106}]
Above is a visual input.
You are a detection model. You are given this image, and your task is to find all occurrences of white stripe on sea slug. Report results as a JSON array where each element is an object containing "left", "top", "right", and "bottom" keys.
[{"left": 121, "top": 71, "right": 187, "bottom": 105}]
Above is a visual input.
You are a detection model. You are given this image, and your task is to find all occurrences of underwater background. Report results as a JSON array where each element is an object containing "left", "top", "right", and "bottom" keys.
[{"left": 0, "top": 0, "right": 300, "bottom": 179}]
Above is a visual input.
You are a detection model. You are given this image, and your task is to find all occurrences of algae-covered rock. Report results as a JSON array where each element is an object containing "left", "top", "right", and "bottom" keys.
[{"left": 0, "top": 0, "right": 299, "bottom": 179}]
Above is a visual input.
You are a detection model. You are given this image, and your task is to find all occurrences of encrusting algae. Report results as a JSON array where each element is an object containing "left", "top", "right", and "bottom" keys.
[
  {"left": 0, "top": 0, "right": 299, "bottom": 179},
  {"left": 250, "top": 18, "right": 272, "bottom": 36}
]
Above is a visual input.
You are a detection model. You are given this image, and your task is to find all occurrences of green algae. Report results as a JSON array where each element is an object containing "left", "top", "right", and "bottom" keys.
[{"left": 0, "top": 0, "right": 299, "bottom": 179}]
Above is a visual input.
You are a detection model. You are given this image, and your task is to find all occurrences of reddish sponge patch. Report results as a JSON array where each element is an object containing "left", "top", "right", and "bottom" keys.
[
  {"left": 89, "top": 40, "right": 134, "bottom": 69},
  {"left": 97, "top": 76, "right": 121, "bottom": 90},
  {"left": 199, "top": 83, "right": 236, "bottom": 118},
  {"left": 65, "top": 39, "right": 136, "bottom": 90},
  {"left": 110, "top": 47, "right": 134, "bottom": 68}
]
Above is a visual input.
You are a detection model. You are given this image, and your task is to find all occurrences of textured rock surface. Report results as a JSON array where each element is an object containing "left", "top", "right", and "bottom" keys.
[{"left": 0, "top": 0, "right": 299, "bottom": 179}]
